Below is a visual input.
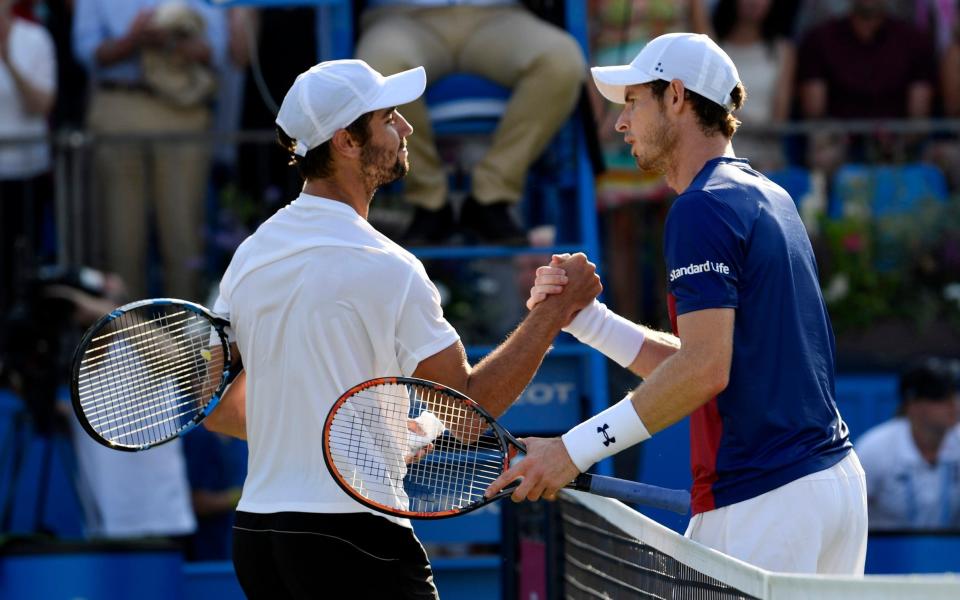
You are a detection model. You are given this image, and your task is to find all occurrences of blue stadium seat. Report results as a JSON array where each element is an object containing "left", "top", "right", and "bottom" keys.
[
  {"left": 834, "top": 374, "right": 900, "bottom": 442},
  {"left": 421, "top": 71, "right": 593, "bottom": 243},
  {"left": 829, "top": 163, "right": 948, "bottom": 219},
  {"left": 0, "top": 388, "right": 24, "bottom": 524},
  {"left": 426, "top": 75, "right": 510, "bottom": 136}
]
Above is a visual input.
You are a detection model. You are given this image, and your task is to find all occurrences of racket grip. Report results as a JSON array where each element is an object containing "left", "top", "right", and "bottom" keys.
[{"left": 573, "top": 473, "right": 691, "bottom": 514}]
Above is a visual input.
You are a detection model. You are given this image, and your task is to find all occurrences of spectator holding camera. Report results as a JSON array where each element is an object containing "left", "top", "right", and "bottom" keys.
[{"left": 72, "top": 0, "right": 226, "bottom": 300}]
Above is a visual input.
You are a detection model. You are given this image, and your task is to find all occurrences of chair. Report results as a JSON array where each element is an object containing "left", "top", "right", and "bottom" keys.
[
  {"left": 834, "top": 374, "right": 900, "bottom": 441},
  {"left": 829, "top": 163, "right": 948, "bottom": 219},
  {"left": 426, "top": 75, "right": 510, "bottom": 136}
]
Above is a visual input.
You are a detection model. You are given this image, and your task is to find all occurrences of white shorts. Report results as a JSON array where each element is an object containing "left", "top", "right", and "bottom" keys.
[{"left": 684, "top": 451, "right": 867, "bottom": 574}]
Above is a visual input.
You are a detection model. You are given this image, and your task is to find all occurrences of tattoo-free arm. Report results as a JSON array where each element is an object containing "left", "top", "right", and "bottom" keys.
[
  {"left": 414, "top": 254, "right": 602, "bottom": 418},
  {"left": 629, "top": 308, "right": 733, "bottom": 433},
  {"left": 203, "top": 345, "right": 246, "bottom": 440}
]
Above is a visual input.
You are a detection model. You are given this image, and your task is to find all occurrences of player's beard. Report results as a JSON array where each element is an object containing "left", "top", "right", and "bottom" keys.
[
  {"left": 634, "top": 109, "right": 678, "bottom": 174},
  {"left": 361, "top": 140, "right": 409, "bottom": 190}
]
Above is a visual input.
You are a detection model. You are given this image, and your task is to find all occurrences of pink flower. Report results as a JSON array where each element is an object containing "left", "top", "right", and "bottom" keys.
[{"left": 842, "top": 232, "right": 864, "bottom": 253}]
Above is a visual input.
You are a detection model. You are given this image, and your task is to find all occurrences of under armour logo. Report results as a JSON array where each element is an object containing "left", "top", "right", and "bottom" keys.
[
  {"left": 597, "top": 423, "right": 615, "bottom": 447},
  {"left": 655, "top": 61, "right": 664, "bottom": 74}
]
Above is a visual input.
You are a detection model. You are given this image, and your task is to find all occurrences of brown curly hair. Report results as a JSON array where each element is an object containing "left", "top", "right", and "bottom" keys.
[
  {"left": 276, "top": 112, "right": 374, "bottom": 180},
  {"left": 647, "top": 79, "right": 747, "bottom": 138}
]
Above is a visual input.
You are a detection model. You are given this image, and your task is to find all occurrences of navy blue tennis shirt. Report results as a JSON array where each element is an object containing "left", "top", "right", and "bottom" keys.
[{"left": 664, "top": 157, "right": 851, "bottom": 514}]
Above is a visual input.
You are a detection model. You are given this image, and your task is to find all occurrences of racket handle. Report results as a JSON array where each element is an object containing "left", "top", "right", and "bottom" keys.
[{"left": 572, "top": 473, "right": 691, "bottom": 514}]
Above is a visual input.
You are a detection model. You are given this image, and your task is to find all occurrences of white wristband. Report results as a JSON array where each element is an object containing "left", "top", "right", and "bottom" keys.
[
  {"left": 564, "top": 300, "right": 645, "bottom": 368},
  {"left": 561, "top": 394, "right": 651, "bottom": 472}
]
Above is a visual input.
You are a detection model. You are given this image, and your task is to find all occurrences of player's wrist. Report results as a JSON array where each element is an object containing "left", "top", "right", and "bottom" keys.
[
  {"left": 561, "top": 394, "right": 651, "bottom": 472},
  {"left": 562, "top": 300, "right": 645, "bottom": 368}
]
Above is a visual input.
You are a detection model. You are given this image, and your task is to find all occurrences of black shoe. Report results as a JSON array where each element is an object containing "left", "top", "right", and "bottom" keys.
[
  {"left": 460, "top": 196, "right": 527, "bottom": 245},
  {"left": 403, "top": 204, "right": 455, "bottom": 246}
]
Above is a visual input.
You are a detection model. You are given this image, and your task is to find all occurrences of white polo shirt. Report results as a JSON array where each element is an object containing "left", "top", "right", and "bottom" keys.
[
  {"left": 856, "top": 418, "right": 960, "bottom": 530},
  {"left": 214, "top": 193, "right": 459, "bottom": 522}
]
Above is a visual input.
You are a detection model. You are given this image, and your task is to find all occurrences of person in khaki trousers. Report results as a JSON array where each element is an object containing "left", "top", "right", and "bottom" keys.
[
  {"left": 73, "top": 0, "right": 226, "bottom": 300},
  {"left": 356, "top": 0, "right": 586, "bottom": 245}
]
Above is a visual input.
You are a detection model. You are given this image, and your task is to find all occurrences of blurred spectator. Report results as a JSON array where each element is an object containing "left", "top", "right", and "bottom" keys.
[
  {"left": 796, "top": 0, "right": 938, "bottom": 170},
  {"left": 355, "top": 0, "right": 587, "bottom": 245},
  {"left": 72, "top": 0, "right": 226, "bottom": 300},
  {"left": 70, "top": 418, "right": 198, "bottom": 541},
  {"left": 0, "top": 266, "right": 122, "bottom": 537},
  {"left": 856, "top": 357, "right": 960, "bottom": 530},
  {"left": 1, "top": 267, "right": 115, "bottom": 439},
  {"left": 47, "top": 266, "right": 197, "bottom": 541},
  {"left": 934, "top": 32, "right": 960, "bottom": 190},
  {"left": 712, "top": 0, "right": 795, "bottom": 172},
  {"left": 791, "top": 0, "right": 850, "bottom": 39},
  {"left": 944, "top": 35, "right": 960, "bottom": 116},
  {"left": 797, "top": 0, "right": 937, "bottom": 121},
  {"left": 587, "top": 1, "right": 709, "bottom": 333},
  {"left": 891, "top": 0, "right": 957, "bottom": 53},
  {"left": 0, "top": 0, "right": 56, "bottom": 315},
  {"left": 590, "top": 0, "right": 711, "bottom": 183},
  {"left": 183, "top": 426, "right": 245, "bottom": 561}
]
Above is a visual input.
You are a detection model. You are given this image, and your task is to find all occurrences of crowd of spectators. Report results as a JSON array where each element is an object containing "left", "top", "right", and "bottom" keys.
[
  {"left": 856, "top": 357, "right": 960, "bottom": 531},
  {"left": 1, "top": 0, "right": 959, "bottom": 300},
  {"left": 1, "top": 0, "right": 959, "bottom": 560}
]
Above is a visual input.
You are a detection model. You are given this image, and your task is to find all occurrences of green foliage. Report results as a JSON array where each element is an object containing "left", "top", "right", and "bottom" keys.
[{"left": 818, "top": 194, "right": 960, "bottom": 333}]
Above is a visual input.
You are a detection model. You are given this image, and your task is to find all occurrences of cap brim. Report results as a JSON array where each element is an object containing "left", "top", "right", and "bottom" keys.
[
  {"left": 370, "top": 66, "right": 427, "bottom": 111},
  {"left": 591, "top": 65, "right": 656, "bottom": 104}
]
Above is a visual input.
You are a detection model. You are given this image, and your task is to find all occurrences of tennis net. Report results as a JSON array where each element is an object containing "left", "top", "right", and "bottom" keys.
[{"left": 556, "top": 491, "right": 960, "bottom": 600}]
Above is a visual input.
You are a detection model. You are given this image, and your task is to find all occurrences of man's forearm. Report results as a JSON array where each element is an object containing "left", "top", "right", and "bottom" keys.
[
  {"left": 627, "top": 327, "right": 680, "bottom": 379},
  {"left": 630, "top": 341, "right": 727, "bottom": 435},
  {"left": 462, "top": 295, "right": 571, "bottom": 418},
  {"left": 203, "top": 370, "right": 247, "bottom": 440}
]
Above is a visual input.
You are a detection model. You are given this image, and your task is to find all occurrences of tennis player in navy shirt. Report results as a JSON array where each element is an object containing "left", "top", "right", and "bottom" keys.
[{"left": 488, "top": 32, "right": 868, "bottom": 574}]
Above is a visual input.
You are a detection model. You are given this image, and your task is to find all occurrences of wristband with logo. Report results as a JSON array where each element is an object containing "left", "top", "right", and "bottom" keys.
[{"left": 561, "top": 394, "right": 651, "bottom": 472}]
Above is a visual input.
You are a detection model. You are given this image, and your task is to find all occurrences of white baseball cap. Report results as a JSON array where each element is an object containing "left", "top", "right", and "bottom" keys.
[
  {"left": 276, "top": 59, "right": 427, "bottom": 156},
  {"left": 591, "top": 33, "right": 741, "bottom": 110}
]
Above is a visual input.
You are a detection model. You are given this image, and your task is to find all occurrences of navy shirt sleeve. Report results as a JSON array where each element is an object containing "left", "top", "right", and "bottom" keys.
[{"left": 664, "top": 190, "right": 745, "bottom": 315}]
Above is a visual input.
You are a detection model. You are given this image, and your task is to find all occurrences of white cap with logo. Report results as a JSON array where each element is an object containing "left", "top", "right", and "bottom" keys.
[
  {"left": 591, "top": 33, "right": 741, "bottom": 110},
  {"left": 276, "top": 59, "right": 427, "bottom": 156}
]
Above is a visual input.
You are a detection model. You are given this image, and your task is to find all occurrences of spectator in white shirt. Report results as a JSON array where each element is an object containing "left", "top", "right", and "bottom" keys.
[
  {"left": 857, "top": 357, "right": 960, "bottom": 530},
  {"left": 0, "top": 0, "right": 56, "bottom": 314}
]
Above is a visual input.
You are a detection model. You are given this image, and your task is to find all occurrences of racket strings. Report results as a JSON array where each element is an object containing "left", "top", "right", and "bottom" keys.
[
  {"left": 327, "top": 383, "right": 505, "bottom": 515},
  {"left": 78, "top": 312, "right": 213, "bottom": 393},
  {"left": 81, "top": 312, "right": 210, "bottom": 415},
  {"left": 419, "top": 387, "right": 500, "bottom": 510},
  {"left": 75, "top": 307, "right": 226, "bottom": 447},
  {"left": 80, "top": 330, "right": 221, "bottom": 425},
  {"left": 78, "top": 319, "right": 217, "bottom": 407}
]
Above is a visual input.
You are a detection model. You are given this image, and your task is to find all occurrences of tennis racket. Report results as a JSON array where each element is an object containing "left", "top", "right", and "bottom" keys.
[
  {"left": 323, "top": 377, "right": 690, "bottom": 519},
  {"left": 70, "top": 298, "right": 239, "bottom": 451}
]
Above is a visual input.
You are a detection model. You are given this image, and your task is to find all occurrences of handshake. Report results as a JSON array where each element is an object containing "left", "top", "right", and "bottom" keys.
[{"left": 526, "top": 253, "right": 645, "bottom": 370}]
